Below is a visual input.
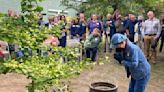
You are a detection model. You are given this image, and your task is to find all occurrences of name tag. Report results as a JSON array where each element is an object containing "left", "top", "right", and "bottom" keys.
[
  {"left": 62, "top": 32, "right": 66, "bottom": 37},
  {"left": 96, "top": 23, "right": 99, "bottom": 26},
  {"left": 127, "top": 52, "right": 130, "bottom": 57},
  {"left": 94, "top": 38, "right": 98, "bottom": 41},
  {"left": 76, "top": 25, "right": 80, "bottom": 27},
  {"left": 82, "top": 23, "right": 86, "bottom": 26}
]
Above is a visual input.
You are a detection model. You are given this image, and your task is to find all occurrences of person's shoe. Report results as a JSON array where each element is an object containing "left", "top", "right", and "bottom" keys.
[
  {"left": 70, "top": 36, "right": 73, "bottom": 39},
  {"left": 152, "top": 60, "right": 157, "bottom": 64},
  {"left": 109, "top": 49, "right": 112, "bottom": 53}
]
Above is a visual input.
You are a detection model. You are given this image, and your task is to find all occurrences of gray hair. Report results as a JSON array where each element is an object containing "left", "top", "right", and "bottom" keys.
[
  {"left": 106, "top": 14, "right": 111, "bottom": 17},
  {"left": 138, "top": 15, "right": 144, "bottom": 20}
]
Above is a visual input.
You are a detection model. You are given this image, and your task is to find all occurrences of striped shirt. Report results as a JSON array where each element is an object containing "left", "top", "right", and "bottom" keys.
[{"left": 144, "top": 18, "right": 161, "bottom": 38}]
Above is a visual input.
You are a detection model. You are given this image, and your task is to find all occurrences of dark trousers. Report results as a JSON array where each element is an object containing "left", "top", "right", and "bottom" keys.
[
  {"left": 128, "top": 34, "right": 134, "bottom": 42},
  {"left": 86, "top": 47, "right": 98, "bottom": 61},
  {"left": 129, "top": 73, "right": 150, "bottom": 92},
  {"left": 71, "top": 30, "right": 76, "bottom": 37},
  {"left": 104, "top": 33, "right": 110, "bottom": 52},
  {"left": 159, "top": 36, "right": 164, "bottom": 52},
  {"left": 59, "top": 36, "right": 67, "bottom": 47}
]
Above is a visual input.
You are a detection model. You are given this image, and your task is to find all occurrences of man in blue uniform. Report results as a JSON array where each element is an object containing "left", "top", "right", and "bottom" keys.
[
  {"left": 110, "top": 33, "right": 151, "bottom": 92},
  {"left": 70, "top": 18, "right": 81, "bottom": 38},
  {"left": 125, "top": 14, "right": 137, "bottom": 42}
]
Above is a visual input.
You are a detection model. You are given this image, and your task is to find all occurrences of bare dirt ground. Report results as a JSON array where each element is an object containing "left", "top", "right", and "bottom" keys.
[
  {"left": 70, "top": 51, "right": 164, "bottom": 92},
  {"left": 0, "top": 51, "right": 164, "bottom": 92},
  {"left": 0, "top": 73, "right": 30, "bottom": 92}
]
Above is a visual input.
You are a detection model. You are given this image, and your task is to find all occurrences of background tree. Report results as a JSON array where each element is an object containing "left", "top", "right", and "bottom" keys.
[{"left": 61, "top": 0, "right": 163, "bottom": 17}]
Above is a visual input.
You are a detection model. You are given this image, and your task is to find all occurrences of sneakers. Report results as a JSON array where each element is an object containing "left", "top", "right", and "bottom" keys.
[
  {"left": 147, "top": 58, "right": 157, "bottom": 64},
  {"left": 152, "top": 60, "right": 157, "bottom": 64}
]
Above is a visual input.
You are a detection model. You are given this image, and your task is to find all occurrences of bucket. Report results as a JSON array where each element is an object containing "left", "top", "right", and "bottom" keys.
[{"left": 89, "top": 82, "right": 118, "bottom": 92}]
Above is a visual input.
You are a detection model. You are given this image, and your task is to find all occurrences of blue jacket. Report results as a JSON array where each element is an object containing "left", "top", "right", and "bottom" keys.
[
  {"left": 79, "top": 22, "right": 86, "bottom": 36},
  {"left": 123, "top": 19, "right": 129, "bottom": 27},
  {"left": 122, "top": 41, "right": 151, "bottom": 80},
  {"left": 70, "top": 24, "right": 81, "bottom": 36},
  {"left": 124, "top": 20, "right": 137, "bottom": 35}
]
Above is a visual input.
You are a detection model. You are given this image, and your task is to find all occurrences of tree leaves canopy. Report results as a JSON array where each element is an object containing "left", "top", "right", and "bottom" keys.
[{"left": 61, "top": 0, "right": 163, "bottom": 17}]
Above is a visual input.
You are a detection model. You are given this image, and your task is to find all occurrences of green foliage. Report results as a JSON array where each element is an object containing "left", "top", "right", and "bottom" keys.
[
  {"left": 21, "top": 0, "right": 44, "bottom": 13},
  {"left": 0, "top": 64, "right": 10, "bottom": 74},
  {"left": 0, "top": 0, "right": 92, "bottom": 92},
  {"left": 4, "top": 47, "right": 90, "bottom": 91},
  {"left": 61, "top": 0, "right": 161, "bottom": 17},
  {"left": 60, "top": 0, "right": 82, "bottom": 11},
  {"left": 0, "top": 13, "right": 6, "bottom": 17}
]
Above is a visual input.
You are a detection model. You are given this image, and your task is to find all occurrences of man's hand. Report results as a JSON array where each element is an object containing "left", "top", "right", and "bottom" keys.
[
  {"left": 126, "top": 29, "right": 129, "bottom": 36},
  {"left": 151, "top": 39, "right": 158, "bottom": 49}
]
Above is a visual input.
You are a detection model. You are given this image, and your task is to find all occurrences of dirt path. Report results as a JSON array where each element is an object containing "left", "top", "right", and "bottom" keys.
[
  {"left": 70, "top": 52, "right": 164, "bottom": 92},
  {"left": 0, "top": 52, "right": 164, "bottom": 92},
  {"left": 0, "top": 73, "right": 30, "bottom": 92}
]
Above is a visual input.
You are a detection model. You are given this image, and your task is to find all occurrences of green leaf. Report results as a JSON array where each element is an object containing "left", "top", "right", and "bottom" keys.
[{"left": 35, "top": 6, "right": 43, "bottom": 12}]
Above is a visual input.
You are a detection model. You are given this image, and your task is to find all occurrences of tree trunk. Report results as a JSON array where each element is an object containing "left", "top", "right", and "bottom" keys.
[{"left": 112, "top": 4, "right": 118, "bottom": 12}]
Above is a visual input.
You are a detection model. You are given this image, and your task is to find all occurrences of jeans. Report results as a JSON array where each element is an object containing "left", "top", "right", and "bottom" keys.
[
  {"left": 86, "top": 47, "right": 98, "bottom": 61},
  {"left": 129, "top": 73, "right": 150, "bottom": 92}
]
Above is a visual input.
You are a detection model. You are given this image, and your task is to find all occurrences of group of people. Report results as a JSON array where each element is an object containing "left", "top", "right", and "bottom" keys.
[
  {"left": 37, "top": 10, "right": 163, "bottom": 92},
  {"left": 5, "top": 9, "right": 164, "bottom": 64},
  {"left": 105, "top": 10, "right": 163, "bottom": 92},
  {"left": 38, "top": 14, "right": 68, "bottom": 47},
  {"left": 37, "top": 10, "right": 163, "bottom": 64}
]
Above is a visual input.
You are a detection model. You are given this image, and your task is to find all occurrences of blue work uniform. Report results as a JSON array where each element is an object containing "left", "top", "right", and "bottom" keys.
[
  {"left": 123, "top": 19, "right": 129, "bottom": 27},
  {"left": 70, "top": 24, "right": 81, "bottom": 37},
  {"left": 125, "top": 20, "right": 137, "bottom": 42},
  {"left": 122, "top": 41, "right": 151, "bottom": 92},
  {"left": 79, "top": 21, "right": 86, "bottom": 37}
]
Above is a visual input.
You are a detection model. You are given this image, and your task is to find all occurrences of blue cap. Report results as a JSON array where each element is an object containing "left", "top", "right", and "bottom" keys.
[{"left": 110, "top": 33, "right": 127, "bottom": 48}]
